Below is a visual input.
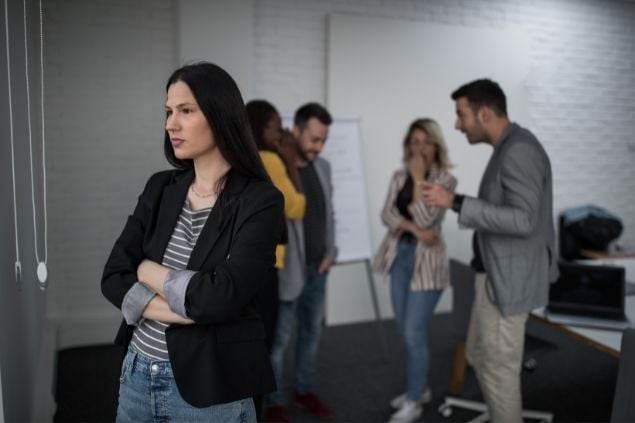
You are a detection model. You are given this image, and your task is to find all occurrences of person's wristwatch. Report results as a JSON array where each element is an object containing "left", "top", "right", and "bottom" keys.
[{"left": 452, "top": 194, "right": 464, "bottom": 213}]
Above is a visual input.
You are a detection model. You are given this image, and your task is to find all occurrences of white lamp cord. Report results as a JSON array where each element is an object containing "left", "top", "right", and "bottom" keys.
[
  {"left": 23, "top": 0, "right": 48, "bottom": 289},
  {"left": 23, "top": 0, "right": 48, "bottom": 277},
  {"left": 5, "top": 0, "right": 21, "bottom": 286},
  {"left": 39, "top": 0, "right": 47, "bottom": 269},
  {"left": 4, "top": 0, "right": 48, "bottom": 288}
]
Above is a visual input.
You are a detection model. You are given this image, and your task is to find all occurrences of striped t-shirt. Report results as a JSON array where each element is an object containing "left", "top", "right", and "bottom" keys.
[{"left": 131, "top": 199, "right": 212, "bottom": 360}]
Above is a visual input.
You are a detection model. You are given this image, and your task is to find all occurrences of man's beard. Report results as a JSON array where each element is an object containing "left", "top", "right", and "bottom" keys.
[
  {"left": 297, "top": 145, "right": 313, "bottom": 162},
  {"left": 466, "top": 125, "right": 488, "bottom": 145}
]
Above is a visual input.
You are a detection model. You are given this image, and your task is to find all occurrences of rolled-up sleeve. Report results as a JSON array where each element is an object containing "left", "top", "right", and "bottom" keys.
[
  {"left": 164, "top": 269, "right": 197, "bottom": 318},
  {"left": 121, "top": 282, "right": 156, "bottom": 325}
]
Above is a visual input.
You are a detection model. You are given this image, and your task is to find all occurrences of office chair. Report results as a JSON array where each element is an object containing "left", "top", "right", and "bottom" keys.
[
  {"left": 610, "top": 328, "right": 635, "bottom": 422},
  {"left": 438, "top": 259, "right": 554, "bottom": 423}
]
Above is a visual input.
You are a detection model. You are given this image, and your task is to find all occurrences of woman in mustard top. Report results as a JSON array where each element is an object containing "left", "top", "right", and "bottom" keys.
[
  {"left": 247, "top": 100, "right": 306, "bottom": 268},
  {"left": 246, "top": 99, "right": 306, "bottom": 420}
]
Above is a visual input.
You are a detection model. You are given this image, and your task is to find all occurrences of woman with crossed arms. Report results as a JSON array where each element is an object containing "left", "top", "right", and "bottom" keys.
[{"left": 102, "top": 62, "right": 283, "bottom": 422}]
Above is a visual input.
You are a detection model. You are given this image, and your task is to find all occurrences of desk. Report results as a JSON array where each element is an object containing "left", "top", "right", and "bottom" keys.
[
  {"left": 533, "top": 257, "right": 635, "bottom": 356},
  {"left": 448, "top": 258, "right": 634, "bottom": 395},
  {"left": 531, "top": 296, "right": 635, "bottom": 357},
  {"left": 580, "top": 249, "right": 635, "bottom": 260}
]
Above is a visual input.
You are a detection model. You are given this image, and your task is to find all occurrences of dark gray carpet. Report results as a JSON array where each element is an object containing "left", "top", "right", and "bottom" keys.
[{"left": 54, "top": 313, "right": 618, "bottom": 422}]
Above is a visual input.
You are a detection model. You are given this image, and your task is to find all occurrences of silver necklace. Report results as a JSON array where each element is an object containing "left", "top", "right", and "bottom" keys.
[{"left": 190, "top": 183, "right": 217, "bottom": 198}]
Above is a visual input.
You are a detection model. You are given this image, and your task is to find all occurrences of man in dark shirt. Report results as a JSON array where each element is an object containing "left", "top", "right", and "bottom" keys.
[{"left": 265, "top": 103, "right": 338, "bottom": 422}]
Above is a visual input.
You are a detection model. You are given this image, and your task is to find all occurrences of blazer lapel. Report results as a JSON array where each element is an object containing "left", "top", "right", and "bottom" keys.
[
  {"left": 478, "top": 124, "right": 518, "bottom": 198},
  {"left": 187, "top": 169, "right": 248, "bottom": 270},
  {"left": 151, "top": 169, "right": 192, "bottom": 261},
  {"left": 187, "top": 202, "right": 227, "bottom": 270}
]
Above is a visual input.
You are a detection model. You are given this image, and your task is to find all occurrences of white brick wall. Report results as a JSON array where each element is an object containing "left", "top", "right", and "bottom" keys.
[
  {"left": 44, "top": 0, "right": 177, "bottom": 323},
  {"left": 43, "top": 0, "right": 635, "bottom": 343},
  {"left": 252, "top": 0, "right": 635, "bottom": 248}
]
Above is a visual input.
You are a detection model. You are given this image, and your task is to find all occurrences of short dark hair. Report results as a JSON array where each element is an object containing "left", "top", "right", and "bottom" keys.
[
  {"left": 451, "top": 79, "right": 507, "bottom": 117},
  {"left": 245, "top": 99, "right": 279, "bottom": 152},
  {"left": 293, "top": 102, "right": 332, "bottom": 131},
  {"left": 163, "top": 62, "right": 268, "bottom": 185}
]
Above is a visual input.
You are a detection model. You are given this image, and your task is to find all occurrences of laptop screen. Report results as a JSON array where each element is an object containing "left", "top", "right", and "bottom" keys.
[{"left": 548, "top": 262, "right": 625, "bottom": 318}]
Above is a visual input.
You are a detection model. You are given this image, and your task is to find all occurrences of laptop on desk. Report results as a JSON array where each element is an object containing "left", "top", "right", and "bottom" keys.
[{"left": 546, "top": 262, "right": 632, "bottom": 331}]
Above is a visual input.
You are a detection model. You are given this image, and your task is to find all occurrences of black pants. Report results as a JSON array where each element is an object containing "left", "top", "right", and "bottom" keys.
[{"left": 254, "top": 268, "right": 280, "bottom": 421}]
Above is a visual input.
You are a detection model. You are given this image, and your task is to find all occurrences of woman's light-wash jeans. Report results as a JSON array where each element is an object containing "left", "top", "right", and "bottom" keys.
[
  {"left": 390, "top": 239, "right": 442, "bottom": 402},
  {"left": 116, "top": 345, "right": 256, "bottom": 423}
]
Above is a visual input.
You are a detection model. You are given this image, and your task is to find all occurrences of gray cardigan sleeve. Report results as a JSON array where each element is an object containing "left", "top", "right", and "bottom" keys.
[
  {"left": 316, "top": 157, "right": 339, "bottom": 262},
  {"left": 121, "top": 282, "right": 156, "bottom": 325},
  {"left": 164, "top": 269, "right": 197, "bottom": 318}
]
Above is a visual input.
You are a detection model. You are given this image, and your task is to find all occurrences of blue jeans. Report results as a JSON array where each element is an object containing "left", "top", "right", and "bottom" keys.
[
  {"left": 390, "top": 240, "right": 442, "bottom": 402},
  {"left": 117, "top": 345, "right": 256, "bottom": 422},
  {"left": 266, "top": 264, "right": 328, "bottom": 406}
]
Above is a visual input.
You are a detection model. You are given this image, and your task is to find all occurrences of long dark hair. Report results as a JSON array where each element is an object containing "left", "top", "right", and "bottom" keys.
[
  {"left": 163, "top": 63, "right": 285, "bottom": 241},
  {"left": 245, "top": 99, "right": 279, "bottom": 152},
  {"left": 163, "top": 62, "right": 269, "bottom": 187}
]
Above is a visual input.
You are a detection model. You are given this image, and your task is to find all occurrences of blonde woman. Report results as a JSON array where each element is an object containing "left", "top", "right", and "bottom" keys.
[{"left": 373, "top": 118, "right": 456, "bottom": 423}]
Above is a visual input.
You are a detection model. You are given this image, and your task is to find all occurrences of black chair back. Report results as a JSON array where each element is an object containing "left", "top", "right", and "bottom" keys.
[
  {"left": 611, "top": 328, "right": 635, "bottom": 422},
  {"left": 450, "top": 259, "right": 476, "bottom": 340}
]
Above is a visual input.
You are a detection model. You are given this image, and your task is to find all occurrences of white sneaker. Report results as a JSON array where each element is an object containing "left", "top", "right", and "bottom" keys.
[
  {"left": 389, "top": 387, "right": 432, "bottom": 409},
  {"left": 387, "top": 400, "right": 422, "bottom": 423}
]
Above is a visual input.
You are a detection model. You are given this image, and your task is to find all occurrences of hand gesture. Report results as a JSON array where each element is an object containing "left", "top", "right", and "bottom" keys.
[
  {"left": 420, "top": 181, "right": 453, "bottom": 209},
  {"left": 415, "top": 228, "right": 440, "bottom": 246},
  {"left": 318, "top": 258, "right": 333, "bottom": 274}
]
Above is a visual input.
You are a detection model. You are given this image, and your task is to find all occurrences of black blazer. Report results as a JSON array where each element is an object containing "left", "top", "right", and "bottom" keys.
[{"left": 102, "top": 168, "right": 283, "bottom": 407}]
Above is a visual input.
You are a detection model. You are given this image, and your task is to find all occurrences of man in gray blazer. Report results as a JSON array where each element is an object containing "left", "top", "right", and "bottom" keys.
[
  {"left": 421, "top": 79, "right": 558, "bottom": 422},
  {"left": 265, "top": 103, "right": 338, "bottom": 422}
]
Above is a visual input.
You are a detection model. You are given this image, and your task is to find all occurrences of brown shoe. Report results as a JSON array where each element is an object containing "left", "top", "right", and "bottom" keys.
[
  {"left": 293, "top": 392, "right": 335, "bottom": 419},
  {"left": 264, "top": 405, "right": 290, "bottom": 423}
]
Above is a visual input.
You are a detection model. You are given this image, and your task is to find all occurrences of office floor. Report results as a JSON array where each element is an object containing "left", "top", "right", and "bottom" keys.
[{"left": 55, "top": 314, "right": 618, "bottom": 422}]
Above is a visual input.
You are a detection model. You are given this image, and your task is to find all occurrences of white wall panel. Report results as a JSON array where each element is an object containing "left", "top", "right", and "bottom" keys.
[{"left": 44, "top": 0, "right": 176, "bottom": 339}]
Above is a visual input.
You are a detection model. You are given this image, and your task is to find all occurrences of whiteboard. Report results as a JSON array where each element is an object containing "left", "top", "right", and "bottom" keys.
[
  {"left": 323, "top": 13, "right": 532, "bottom": 325},
  {"left": 327, "top": 13, "right": 531, "bottom": 265},
  {"left": 282, "top": 117, "right": 373, "bottom": 263}
]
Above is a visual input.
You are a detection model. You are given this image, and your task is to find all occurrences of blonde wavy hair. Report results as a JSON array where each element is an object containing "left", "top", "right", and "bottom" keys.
[{"left": 402, "top": 117, "right": 452, "bottom": 169}]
